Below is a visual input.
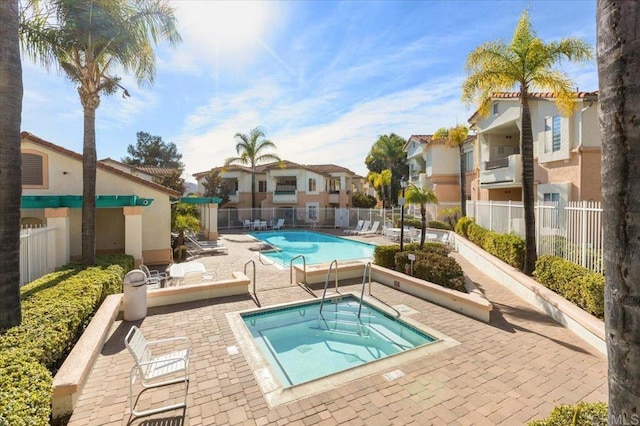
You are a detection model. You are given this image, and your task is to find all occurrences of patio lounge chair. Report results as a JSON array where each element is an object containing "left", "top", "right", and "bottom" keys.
[
  {"left": 242, "top": 219, "right": 252, "bottom": 230},
  {"left": 344, "top": 220, "right": 364, "bottom": 235},
  {"left": 272, "top": 218, "right": 285, "bottom": 230},
  {"left": 185, "top": 235, "right": 229, "bottom": 257},
  {"left": 352, "top": 220, "right": 370, "bottom": 235},
  {"left": 357, "top": 221, "right": 380, "bottom": 236},
  {"left": 125, "top": 326, "right": 191, "bottom": 417}
]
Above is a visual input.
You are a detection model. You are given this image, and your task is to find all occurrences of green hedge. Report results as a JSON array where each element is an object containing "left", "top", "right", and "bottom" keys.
[
  {"left": 528, "top": 401, "right": 607, "bottom": 425},
  {"left": 0, "top": 255, "right": 132, "bottom": 425},
  {"left": 534, "top": 255, "right": 605, "bottom": 319},
  {"left": 455, "top": 216, "right": 474, "bottom": 238},
  {"left": 428, "top": 220, "right": 452, "bottom": 230},
  {"left": 463, "top": 222, "right": 525, "bottom": 270},
  {"left": 394, "top": 218, "right": 423, "bottom": 229}
]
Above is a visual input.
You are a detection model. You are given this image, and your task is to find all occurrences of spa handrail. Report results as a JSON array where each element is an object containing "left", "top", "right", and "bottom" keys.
[
  {"left": 357, "top": 262, "right": 372, "bottom": 318},
  {"left": 318, "top": 260, "right": 338, "bottom": 313},
  {"left": 244, "top": 260, "right": 256, "bottom": 295},
  {"left": 289, "top": 255, "right": 307, "bottom": 284}
]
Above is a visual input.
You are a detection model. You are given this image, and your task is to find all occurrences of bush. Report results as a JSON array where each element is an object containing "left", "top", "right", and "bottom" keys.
[
  {"left": 351, "top": 192, "right": 377, "bottom": 208},
  {"left": 455, "top": 216, "right": 474, "bottom": 238},
  {"left": 466, "top": 222, "right": 489, "bottom": 246},
  {"left": 428, "top": 220, "right": 451, "bottom": 230},
  {"left": 463, "top": 223, "right": 525, "bottom": 270},
  {"left": 528, "top": 401, "right": 607, "bottom": 425},
  {"left": 534, "top": 255, "right": 605, "bottom": 319},
  {"left": 373, "top": 243, "right": 420, "bottom": 268},
  {"left": 0, "top": 255, "right": 132, "bottom": 425},
  {"left": 391, "top": 244, "right": 463, "bottom": 292}
]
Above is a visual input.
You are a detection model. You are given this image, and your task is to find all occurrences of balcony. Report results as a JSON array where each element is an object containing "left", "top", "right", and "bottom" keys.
[
  {"left": 273, "top": 185, "right": 297, "bottom": 203},
  {"left": 328, "top": 193, "right": 340, "bottom": 204},
  {"left": 480, "top": 154, "right": 522, "bottom": 187}
]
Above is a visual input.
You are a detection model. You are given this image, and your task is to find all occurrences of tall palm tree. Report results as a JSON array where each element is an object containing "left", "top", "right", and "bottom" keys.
[
  {"left": 0, "top": 0, "right": 23, "bottom": 329},
  {"left": 370, "top": 134, "right": 406, "bottom": 207},
  {"left": 597, "top": 0, "right": 640, "bottom": 419},
  {"left": 432, "top": 125, "right": 470, "bottom": 217},
  {"left": 367, "top": 169, "right": 392, "bottom": 208},
  {"left": 405, "top": 183, "right": 438, "bottom": 249},
  {"left": 21, "top": 0, "right": 181, "bottom": 266},
  {"left": 462, "top": 10, "right": 592, "bottom": 275},
  {"left": 224, "top": 127, "right": 282, "bottom": 211}
]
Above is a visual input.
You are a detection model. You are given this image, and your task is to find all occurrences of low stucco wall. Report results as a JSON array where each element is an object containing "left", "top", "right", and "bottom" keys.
[
  {"left": 295, "top": 262, "right": 493, "bottom": 322},
  {"left": 455, "top": 234, "right": 606, "bottom": 355}
]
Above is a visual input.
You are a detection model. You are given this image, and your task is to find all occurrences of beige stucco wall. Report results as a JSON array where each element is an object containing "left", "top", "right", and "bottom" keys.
[
  {"left": 580, "top": 149, "right": 602, "bottom": 201},
  {"left": 21, "top": 140, "right": 173, "bottom": 264},
  {"left": 428, "top": 145, "right": 458, "bottom": 176}
]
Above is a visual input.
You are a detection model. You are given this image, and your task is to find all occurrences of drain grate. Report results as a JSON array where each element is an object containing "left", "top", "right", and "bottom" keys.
[
  {"left": 393, "top": 304, "right": 419, "bottom": 315},
  {"left": 383, "top": 369, "right": 405, "bottom": 381}
]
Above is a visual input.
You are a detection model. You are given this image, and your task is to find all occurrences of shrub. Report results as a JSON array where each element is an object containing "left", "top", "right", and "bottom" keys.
[
  {"left": 403, "top": 218, "right": 423, "bottom": 229},
  {"left": 428, "top": 220, "right": 451, "bottom": 230},
  {"left": 528, "top": 401, "right": 607, "bottom": 425},
  {"left": 534, "top": 255, "right": 605, "bottom": 319},
  {"left": 393, "top": 245, "right": 463, "bottom": 292},
  {"left": 0, "top": 255, "right": 132, "bottom": 425},
  {"left": 466, "top": 222, "right": 489, "bottom": 246},
  {"left": 373, "top": 243, "right": 420, "bottom": 268},
  {"left": 455, "top": 216, "right": 474, "bottom": 238},
  {"left": 488, "top": 233, "right": 525, "bottom": 270}
]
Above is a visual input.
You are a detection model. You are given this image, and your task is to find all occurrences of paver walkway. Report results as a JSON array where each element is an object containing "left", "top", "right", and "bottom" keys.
[{"left": 68, "top": 231, "right": 607, "bottom": 425}]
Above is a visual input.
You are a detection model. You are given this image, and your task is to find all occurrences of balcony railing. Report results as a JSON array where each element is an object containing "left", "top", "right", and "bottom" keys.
[{"left": 480, "top": 154, "right": 522, "bottom": 185}]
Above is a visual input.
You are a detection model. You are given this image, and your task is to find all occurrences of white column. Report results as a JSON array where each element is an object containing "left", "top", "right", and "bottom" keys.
[
  {"left": 45, "top": 207, "right": 70, "bottom": 269},
  {"left": 123, "top": 206, "right": 143, "bottom": 267},
  {"left": 207, "top": 203, "right": 219, "bottom": 240}
]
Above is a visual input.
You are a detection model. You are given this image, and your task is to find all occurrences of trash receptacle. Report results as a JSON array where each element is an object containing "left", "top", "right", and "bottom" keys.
[{"left": 123, "top": 269, "right": 148, "bottom": 321}]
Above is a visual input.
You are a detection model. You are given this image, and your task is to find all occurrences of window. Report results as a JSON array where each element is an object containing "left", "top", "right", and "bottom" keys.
[
  {"left": 552, "top": 115, "right": 561, "bottom": 152},
  {"left": 308, "top": 178, "right": 316, "bottom": 192},
  {"left": 492, "top": 103, "right": 499, "bottom": 115},
  {"left": 543, "top": 193, "right": 560, "bottom": 203},
  {"left": 329, "top": 179, "right": 340, "bottom": 193},
  {"left": 308, "top": 205, "right": 317, "bottom": 220},
  {"left": 258, "top": 180, "right": 267, "bottom": 192},
  {"left": 463, "top": 150, "right": 473, "bottom": 173},
  {"left": 22, "top": 151, "right": 47, "bottom": 187}
]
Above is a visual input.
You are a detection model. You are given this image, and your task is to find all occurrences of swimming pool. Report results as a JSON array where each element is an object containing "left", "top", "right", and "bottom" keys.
[
  {"left": 249, "top": 230, "right": 375, "bottom": 266},
  {"left": 241, "top": 295, "right": 436, "bottom": 387}
]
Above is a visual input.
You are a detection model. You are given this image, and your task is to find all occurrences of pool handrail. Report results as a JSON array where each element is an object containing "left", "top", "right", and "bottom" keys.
[
  {"left": 357, "top": 262, "right": 372, "bottom": 318},
  {"left": 289, "top": 255, "right": 307, "bottom": 284},
  {"left": 244, "top": 260, "right": 256, "bottom": 295},
  {"left": 318, "top": 260, "right": 339, "bottom": 314}
]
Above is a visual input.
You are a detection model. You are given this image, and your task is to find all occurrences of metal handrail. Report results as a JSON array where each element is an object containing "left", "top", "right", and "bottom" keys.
[
  {"left": 319, "top": 260, "right": 338, "bottom": 313},
  {"left": 357, "top": 262, "right": 372, "bottom": 318},
  {"left": 244, "top": 260, "right": 256, "bottom": 295},
  {"left": 290, "top": 255, "right": 307, "bottom": 284}
]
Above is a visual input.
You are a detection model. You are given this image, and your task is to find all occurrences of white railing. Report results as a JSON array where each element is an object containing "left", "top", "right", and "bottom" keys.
[
  {"left": 466, "top": 200, "right": 603, "bottom": 274},
  {"left": 20, "top": 225, "right": 56, "bottom": 286}
]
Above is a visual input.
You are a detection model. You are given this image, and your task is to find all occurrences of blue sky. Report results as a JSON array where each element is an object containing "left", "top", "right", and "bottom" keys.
[{"left": 21, "top": 0, "right": 598, "bottom": 182}]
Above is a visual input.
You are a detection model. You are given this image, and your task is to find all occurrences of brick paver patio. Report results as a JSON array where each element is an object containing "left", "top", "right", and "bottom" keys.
[{"left": 67, "top": 230, "right": 607, "bottom": 425}]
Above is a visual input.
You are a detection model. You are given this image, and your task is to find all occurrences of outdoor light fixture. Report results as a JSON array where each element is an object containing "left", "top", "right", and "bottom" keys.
[{"left": 399, "top": 176, "right": 407, "bottom": 252}]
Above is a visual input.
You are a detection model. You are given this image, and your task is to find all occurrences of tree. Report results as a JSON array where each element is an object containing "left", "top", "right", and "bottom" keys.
[
  {"left": 597, "top": 0, "right": 640, "bottom": 420},
  {"left": 123, "top": 131, "right": 183, "bottom": 168},
  {"left": 351, "top": 192, "right": 377, "bottom": 209},
  {"left": 405, "top": 183, "right": 438, "bottom": 249},
  {"left": 462, "top": 10, "right": 592, "bottom": 275},
  {"left": 365, "top": 133, "right": 407, "bottom": 207},
  {"left": 432, "top": 125, "right": 470, "bottom": 217},
  {"left": 171, "top": 202, "right": 199, "bottom": 262},
  {"left": 224, "top": 127, "right": 281, "bottom": 211},
  {"left": 0, "top": 0, "right": 23, "bottom": 329},
  {"left": 22, "top": 0, "right": 181, "bottom": 266},
  {"left": 367, "top": 169, "right": 392, "bottom": 208},
  {"left": 155, "top": 169, "right": 185, "bottom": 194},
  {"left": 201, "top": 170, "right": 231, "bottom": 206}
]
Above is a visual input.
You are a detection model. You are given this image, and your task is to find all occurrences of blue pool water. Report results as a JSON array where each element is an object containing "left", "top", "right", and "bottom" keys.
[
  {"left": 242, "top": 296, "right": 436, "bottom": 387},
  {"left": 249, "top": 230, "right": 375, "bottom": 266}
]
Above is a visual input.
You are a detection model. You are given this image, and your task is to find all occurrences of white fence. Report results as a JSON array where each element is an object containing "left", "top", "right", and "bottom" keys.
[
  {"left": 466, "top": 200, "right": 604, "bottom": 274},
  {"left": 20, "top": 225, "right": 56, "bottom": 286}
]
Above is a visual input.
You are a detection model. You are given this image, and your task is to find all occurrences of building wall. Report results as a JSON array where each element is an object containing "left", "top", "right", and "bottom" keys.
[{"left": 580, "top": 149, "right": 602, "bottom": 201}]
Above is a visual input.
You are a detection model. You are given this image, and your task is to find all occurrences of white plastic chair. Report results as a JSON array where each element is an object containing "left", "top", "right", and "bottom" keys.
[
  {"left": 344, "top": 220, "right": 364, "bottom": 235},
  {"left": 124, "top": 326, "right": 191, "bottom": 417},
  {"left": 272, "top": 218, "right": 285, "bottom": 230}
]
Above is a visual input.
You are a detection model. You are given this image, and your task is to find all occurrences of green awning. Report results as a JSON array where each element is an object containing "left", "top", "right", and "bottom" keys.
[
  {"left": 21, "top": 195, "right": 154, "bottom": 209},
  {"left": 178, "top": 197, "right": 222, "bottom": 205}
]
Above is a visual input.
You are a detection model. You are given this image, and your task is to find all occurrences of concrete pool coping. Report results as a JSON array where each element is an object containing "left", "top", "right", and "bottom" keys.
[{"left": 226, "top": 291, "right": 460, "bottom": 408}]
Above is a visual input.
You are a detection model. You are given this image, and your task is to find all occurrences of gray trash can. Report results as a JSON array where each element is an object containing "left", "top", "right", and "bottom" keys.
[{"left": 123, "top": 269, "right": 148, "bottom": 321}]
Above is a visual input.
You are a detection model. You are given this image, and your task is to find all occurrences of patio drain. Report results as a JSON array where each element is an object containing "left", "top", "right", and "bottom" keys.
[
  {"left": 227, "top": 345, "right": 239, "bottom": 355},
  {"left": 393, "top": 304, "right": 419, "bottom": 315},
  {"left": 383, "top": 369, "right": 405, "bottom": 381}
]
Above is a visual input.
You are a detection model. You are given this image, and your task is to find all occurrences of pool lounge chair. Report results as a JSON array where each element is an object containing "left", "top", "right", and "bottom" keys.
[
  {"left": 357, "top": 221, "right": 380, "bottom": 236},
  {"left": 272, "top": 218, "right": 285, "bottom": 230},
  {"left": 352, "top": 220, "right": 370, "bottom": 235},
  {"left": 185, "top": 235, "right": 229, "bottom": 257},
  {"left": 344, "top": 220, "right": 364, "bottom": 235}
]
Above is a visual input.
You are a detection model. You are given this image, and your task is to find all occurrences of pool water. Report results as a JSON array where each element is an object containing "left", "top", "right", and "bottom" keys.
[
  {"left": 249, "top": 230, "right": 375, "bottom": 266},
  {"left": 241, "top": 296, "right": 436, "bottom": 387}
]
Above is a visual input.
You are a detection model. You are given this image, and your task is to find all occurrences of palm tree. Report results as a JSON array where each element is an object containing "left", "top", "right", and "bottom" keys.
[
  {"left": 367, "top": 169, "right": 392, "bottom": 208},
  {"left": 0, "top": 0, "right": 23, "bottom": 329},
  {"left": 462, "top": 10, "right": 592, "bottom": 275},
  {"left": 432, "top": 125, "right": 470, "bottom": 217},
  {"left": 597, "top": 0, "right": 640, "bottom": 419},
  {"left": 21, "top": 0, "right": 181, "bottom": 266},
  {"left": 370, "top": 134, "right": 406, "bottom": 207},
  {"left": 224, "top": 127, "right": 282, "bottom": 211},
  {"left": 405, "top": 183, "right": 438, "bottom": 249}
]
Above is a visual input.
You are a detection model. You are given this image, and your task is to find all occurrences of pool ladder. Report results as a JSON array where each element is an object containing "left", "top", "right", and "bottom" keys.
[
  {"left": 289, "top": 255, "right": 307, "bottom": 284},
  {"left": 317, "top": 300, "right": 372, "bottom": 337},
  {"left": 357, "top": 262, "right": 372, "bottom": 318},
  {"left": 319, "top": 260, "right": 339, "bottom": 314}
]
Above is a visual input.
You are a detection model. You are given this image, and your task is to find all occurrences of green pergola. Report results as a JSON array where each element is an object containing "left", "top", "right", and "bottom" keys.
[
  {"left": 21, "top": 195, "right": 154, "bottom": 209},
  {"left": 175, "top": 197, "right": 222, "bottom": 205}
]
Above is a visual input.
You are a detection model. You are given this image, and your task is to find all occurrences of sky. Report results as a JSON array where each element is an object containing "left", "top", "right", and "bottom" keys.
[{"left": 20, "top": 0, "right": 598, "bottom": 182}]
